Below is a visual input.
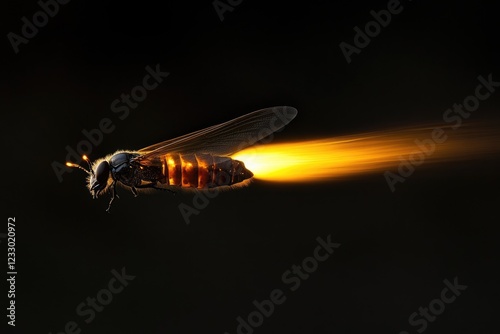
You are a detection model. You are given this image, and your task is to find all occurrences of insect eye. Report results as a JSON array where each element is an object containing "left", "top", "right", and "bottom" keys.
[{"left": 95, "top": 161, "right": 110, "bottom": 185}]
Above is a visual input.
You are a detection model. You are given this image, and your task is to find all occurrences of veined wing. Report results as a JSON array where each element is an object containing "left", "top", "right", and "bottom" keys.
[{"left": 136, "top": 106, "right": 297, "bottom": 159}]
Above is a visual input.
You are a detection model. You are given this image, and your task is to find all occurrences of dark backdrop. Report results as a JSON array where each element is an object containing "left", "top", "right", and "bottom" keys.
[{"left": 2, "top": 0, "right": 500, "bottom": 333}]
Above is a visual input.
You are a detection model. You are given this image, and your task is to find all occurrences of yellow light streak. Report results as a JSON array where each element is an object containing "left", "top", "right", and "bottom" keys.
[{"left": 231, "top": 122, "right": 500, "bottom": 182}]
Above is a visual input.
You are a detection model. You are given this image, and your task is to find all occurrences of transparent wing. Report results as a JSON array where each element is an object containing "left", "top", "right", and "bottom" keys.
[{"left": 137, "top": 106, "right": 297, "bottom": 159}]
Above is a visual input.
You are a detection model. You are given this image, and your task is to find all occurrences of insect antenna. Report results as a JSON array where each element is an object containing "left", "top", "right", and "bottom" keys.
[
  {"left": 82, "top": 155, "right": 95, "bottom": 176},
  {"left": 66, "top": 155, "right": 92, "bottom": 175}
]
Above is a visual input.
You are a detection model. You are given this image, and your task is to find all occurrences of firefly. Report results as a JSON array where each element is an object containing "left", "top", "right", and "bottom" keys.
[{"left": 66, "top": 106, "right": 298, "bottom": 212}]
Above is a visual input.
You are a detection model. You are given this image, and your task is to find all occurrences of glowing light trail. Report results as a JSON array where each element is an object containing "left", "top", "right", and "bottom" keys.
[{"left": 231, "top": 123, "right": 500, "bottom": 182}]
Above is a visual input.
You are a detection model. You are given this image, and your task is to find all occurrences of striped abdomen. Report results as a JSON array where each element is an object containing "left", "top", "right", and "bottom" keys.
[{"left": 159, "top": 153, "right": 253, "bottom": 188}]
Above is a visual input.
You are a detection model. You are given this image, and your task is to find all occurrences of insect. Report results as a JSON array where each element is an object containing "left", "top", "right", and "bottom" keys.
[{"left": 66, "top": 106, "right": 298, "bottom": 212}]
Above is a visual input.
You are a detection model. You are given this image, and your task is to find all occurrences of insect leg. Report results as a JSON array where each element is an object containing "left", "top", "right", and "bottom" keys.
[{"left": 106, "top": 181, "right": 119, "bottom": 213}]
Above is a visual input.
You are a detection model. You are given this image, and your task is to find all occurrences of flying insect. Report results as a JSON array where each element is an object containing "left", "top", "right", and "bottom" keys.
[{"left": 66, "top": 106, "right": 298, "bottom": 212}]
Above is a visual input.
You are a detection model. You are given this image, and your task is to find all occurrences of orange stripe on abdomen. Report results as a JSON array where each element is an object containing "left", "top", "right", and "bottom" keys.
[
  {"left": 180, "top": 154, "right": 198, "bottom": 188},
  {"left": 165, "top": 153, "right": 181, "bottom": 186},
  {"left": 163, "top": 153, "right": 253, "bottom": 189},
  {"left": 195, "top": 153, "right": 214, "bottom": 188}
]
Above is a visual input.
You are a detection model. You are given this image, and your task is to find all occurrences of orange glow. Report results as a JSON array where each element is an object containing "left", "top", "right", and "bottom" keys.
[
  {"left": 82, "top": 155, "right": 88, "bottom": 161},
  {"left": 231, "top": 123, "right": 500, "bottom": 182},
  {"left": 66, "top": 162, "right": 74, "bottom": 167}
]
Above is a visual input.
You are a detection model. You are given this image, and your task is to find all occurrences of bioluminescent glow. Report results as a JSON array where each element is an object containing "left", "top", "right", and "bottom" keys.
[{"left": 232, "top": 123, "right": 500, "bottom": 182}]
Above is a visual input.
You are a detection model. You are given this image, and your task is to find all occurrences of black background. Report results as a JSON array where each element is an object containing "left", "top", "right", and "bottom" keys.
[{"left": 2, "top": 0, "right": 500, "bottom": 333}]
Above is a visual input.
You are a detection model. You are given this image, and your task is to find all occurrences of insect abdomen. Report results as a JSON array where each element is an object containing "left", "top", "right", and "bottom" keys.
[{"left": 163, "top": 153, "right": 253, "bottom": 188}]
